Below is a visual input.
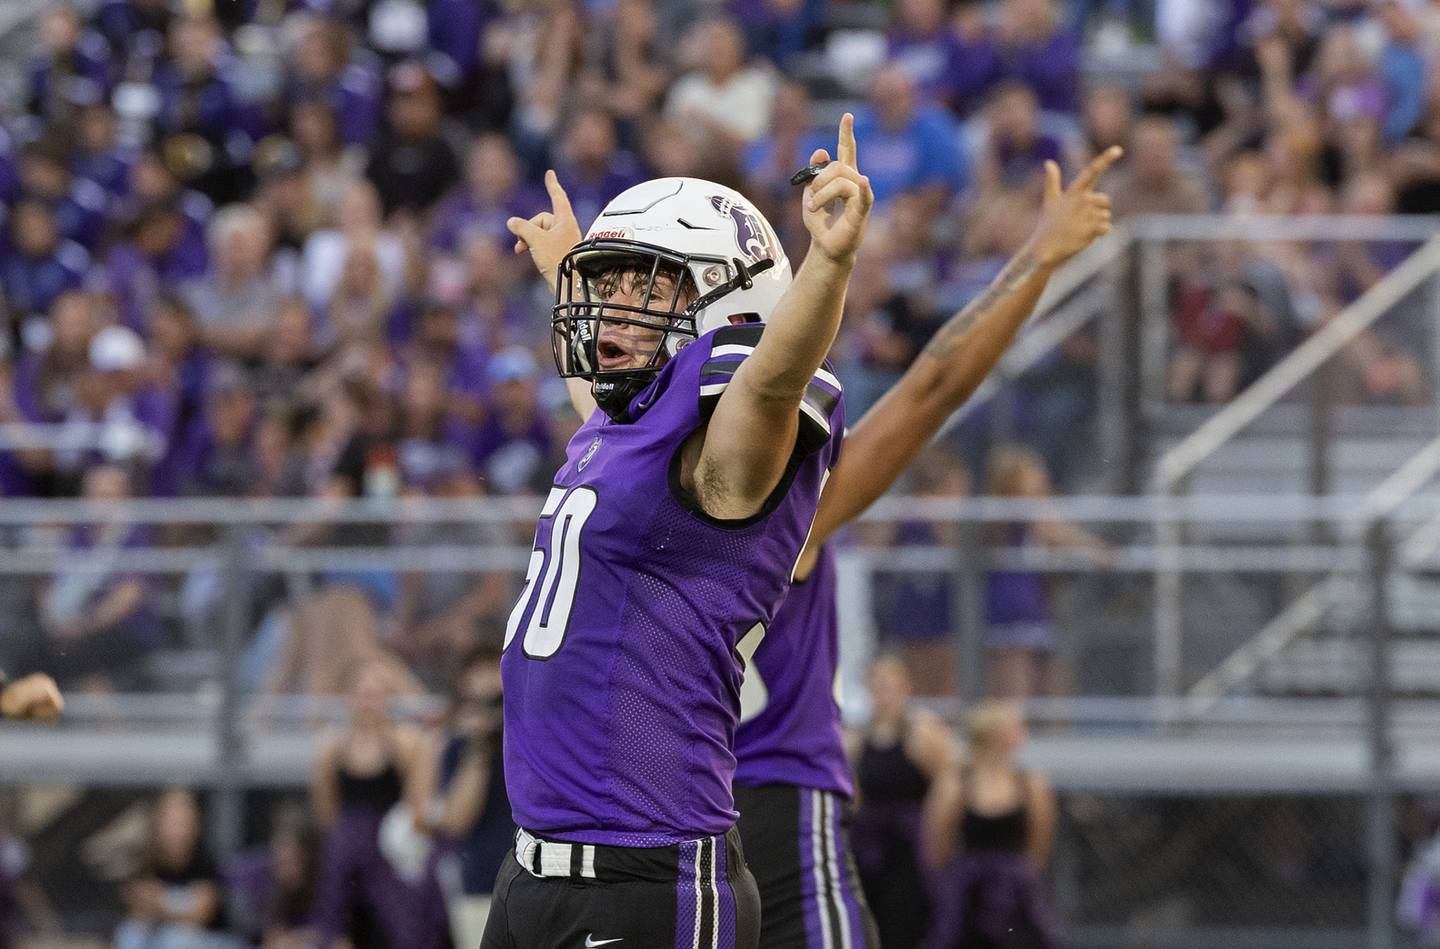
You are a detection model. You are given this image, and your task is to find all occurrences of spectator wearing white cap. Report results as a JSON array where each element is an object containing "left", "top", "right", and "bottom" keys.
[{"left": 48, "top": 325, "right": 175, "bottom": 495}]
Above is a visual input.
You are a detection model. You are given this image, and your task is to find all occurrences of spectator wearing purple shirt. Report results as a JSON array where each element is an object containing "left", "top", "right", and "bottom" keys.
[
  {"left": 99, "top": 200, "right": 210, "bottom": 333},
  {"left": 365, "top": 62, "right": 462, "bottom": 217},
  {"left": 853, "top": 65, "right": 969, "bottom": 210},
  {"left": 731, "top": 0, "right": 825, "bottom": 66},
  {"left": 994, "top": 0, "right": 1082, "bottom": 114},
  {"left": 402, "top": 300, "right": 489, "bottom": 426},
  {"left": 168, "top": 364, "right": 262, "bottom": 497},
  {"left": 456, "top": 233, "right": 534, "bottom": 351},
  {"left": 429, "top": 134, "right": 543, "bottom": 252},
  {"left": 975, "top": 83, "right": 1066, "bottom": 193},
  {"left": 286, "top": 17, "right": 382, "bottom": 147},
  {"left": 887, "top": 0, "right": 1000, "bottom": 115},
  {"left": 120, "top": 149, "right": 213, "bottom": 261},
  {"left": 27, "top": 6, "right": 112, "bottom": 129},
  {"left": 13, "top": 291, "right": 98, "bottom": 450},
  {"left": 74, "top": 327, "right": 176, "bottom": 486},
  {"left": 92, "top": 0, "right": 174, "bottom": 67},
  {"left": 17, "top": 141, "right": 109, "bottom": 252},
  {"left": 0, "top": 127, "right": 19, "bottom": 206},
  {"left": 146, "top": 294, "right": 213, "bottom": 439},
  {"left": 471, "top": 348, "right": 550, "bottom": 495},
  {"left": 551, "top": 109, "right": 645, "bottom": 232},
  {"left": 0, "top": 200, "right": 89, "bottom": 324},
  {"left": 71, "top": 103, "right": 136, "bottom": 203},
  {"left": 30, "top": 465, "right": 160, "bottom": 686},
  {"left": 394, "top": 361, "right": 476, "bottom": 491}
]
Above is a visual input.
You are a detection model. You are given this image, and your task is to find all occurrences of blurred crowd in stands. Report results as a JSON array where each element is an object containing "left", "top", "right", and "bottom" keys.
[
  {"left": 5, "top": 0, "right": 1440, "bottom": 943},
  {"left": 1, "top": 0, "right": 1438, "bottom": 713}
]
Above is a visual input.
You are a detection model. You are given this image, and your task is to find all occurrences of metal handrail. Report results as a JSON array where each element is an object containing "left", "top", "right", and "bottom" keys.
[
  {"left": 1128, "top": 214, "right": 1440, "bottom": 242},
  {"left": 1186, "top": 435, "right": 1440, "bottom": 702},
  {"left": 1154, "top": 235, "right": 1440, "bottom": 491},
  {"left": 7, "top": 492, "right": 1440, "bottom": 525}
]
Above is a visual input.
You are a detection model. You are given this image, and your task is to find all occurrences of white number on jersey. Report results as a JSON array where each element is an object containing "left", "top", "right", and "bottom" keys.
[{"left": 505, "top": 486, "right": 599, "bottom": 659}]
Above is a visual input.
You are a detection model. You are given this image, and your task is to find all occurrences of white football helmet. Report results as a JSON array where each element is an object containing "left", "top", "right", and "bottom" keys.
[{"left": 552, "top": 177, "right": 792, "bottom": 419}]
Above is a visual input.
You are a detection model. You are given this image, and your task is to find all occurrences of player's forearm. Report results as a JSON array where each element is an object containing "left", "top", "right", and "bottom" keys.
[
  {"left": 808, "top": 246, "right": 1054, "bottom": 543},
  {"left": 738, "top": 251, "right": 850, "bottom": 404}
]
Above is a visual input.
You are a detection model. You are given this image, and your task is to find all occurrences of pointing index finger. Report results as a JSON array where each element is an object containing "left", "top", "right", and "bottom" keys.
[
  {"left": 545, "top": 169, "right": 575, "bottom": 219},
  {"left": 1072, "top": 145, "right": 1124, "bottom": 193},
  {"left": 837, "top": 113, "right": 856, "bottom": 169}
]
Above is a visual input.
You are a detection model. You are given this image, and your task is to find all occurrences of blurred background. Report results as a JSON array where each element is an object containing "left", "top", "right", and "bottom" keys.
[{"left": 3, "top": 0, "right": 1440, "bottom": 946}]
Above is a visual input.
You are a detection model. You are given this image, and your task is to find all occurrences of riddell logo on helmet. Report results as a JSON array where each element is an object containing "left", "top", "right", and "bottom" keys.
[
  {"left": 709, "top": 195, "right": 778, "bottom": 266},
  {"left": 590, "top": 228, "right": 632, "bottom": 240}
]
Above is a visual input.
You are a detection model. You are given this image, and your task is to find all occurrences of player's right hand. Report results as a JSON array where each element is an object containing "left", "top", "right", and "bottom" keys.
[
  {"left": 507, "top": 170, "right": 583, "bottom": 293},
  {"left": 802, "top": 113, "right": 874, "bottom": 268},
  {"left": 1030, "top": 146, "right": 1122, "bottom": 268},
  {"left": 0, "top": 673, "right": 63, "bottom": 722}
]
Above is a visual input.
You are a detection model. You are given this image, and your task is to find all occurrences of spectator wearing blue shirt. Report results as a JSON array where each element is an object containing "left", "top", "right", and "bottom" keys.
[
  {"left": 18, "top": 142, "right": 109, "bottom": 252},
  {"left": 742, "top": 81, "right": 830, "bottom": 257},
  {"left": 853, "top": 65, "right": 969, "bottom": 210},
  {"left": 1375, "top": 0, "right": 1426, "bottom": 145},
  {"left": 0, "top": 200, "right": 89, "bottom": 323}
]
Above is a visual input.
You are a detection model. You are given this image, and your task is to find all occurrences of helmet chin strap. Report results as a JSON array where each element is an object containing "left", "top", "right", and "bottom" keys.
[{"left": 592, "top": 373, "right": 655, "bottom": 422}]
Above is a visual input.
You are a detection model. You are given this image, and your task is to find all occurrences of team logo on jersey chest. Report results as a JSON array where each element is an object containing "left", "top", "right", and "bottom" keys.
[{"left": 578, "top": 436, "right": 603, "bottom": 472}]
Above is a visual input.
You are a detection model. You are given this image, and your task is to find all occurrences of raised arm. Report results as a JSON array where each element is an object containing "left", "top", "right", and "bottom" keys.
[
  {"left": 684, "top": 114, "right": 874, "bottom": 520},
  {"left": 507, "top": 171, "right": 594, "bottom": 419},
  {"left": 798, "top": 147, "right": 1121, "bottom": 571}
]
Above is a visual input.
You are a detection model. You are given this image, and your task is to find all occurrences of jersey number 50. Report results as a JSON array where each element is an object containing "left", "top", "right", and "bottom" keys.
[{"left": 504, "top": 486, "right": 599, "bottom": 659}]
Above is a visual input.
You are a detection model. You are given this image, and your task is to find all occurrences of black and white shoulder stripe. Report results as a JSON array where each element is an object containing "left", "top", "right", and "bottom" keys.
[{"left": 697, "top": 325, "right": 842, "bottom": 452}]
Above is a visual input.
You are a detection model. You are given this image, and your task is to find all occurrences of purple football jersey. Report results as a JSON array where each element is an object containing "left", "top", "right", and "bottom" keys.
[
  {"left": 733, "top": 543, "right": 853, "bottom": 797},
  {"left": 502, "top": 323, "right": 844, "bottom": 847}
]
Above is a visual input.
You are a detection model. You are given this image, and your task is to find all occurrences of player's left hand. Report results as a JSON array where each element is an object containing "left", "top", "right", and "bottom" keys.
[
  {"left": 507, "top": 169, "right": 584, "bottom": 291},
  {"left": 1029, "top": 146, "right": 1122, "bottom": 268},
  {"left": 0, "top": 673, "right": 63, "bottom": 722},
  {"left": 803, "top": 113, "right": 874, "bottom": 267}
]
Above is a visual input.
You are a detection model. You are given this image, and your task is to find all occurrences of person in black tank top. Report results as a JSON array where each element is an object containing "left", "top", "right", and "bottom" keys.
[
  {"left": 849, "top": 656, "right": 958, "bottom": 949},
  {"left": 923, "top": 701, "right": 1062, "bottom": 948},
  {"left": 310, "top": 661, "right": 451, "bottom": 949}
]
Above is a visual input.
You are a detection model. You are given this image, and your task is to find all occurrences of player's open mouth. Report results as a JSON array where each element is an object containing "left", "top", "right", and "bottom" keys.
[{"left": 597, "top": 338, "right": 632, "bottom": 370}]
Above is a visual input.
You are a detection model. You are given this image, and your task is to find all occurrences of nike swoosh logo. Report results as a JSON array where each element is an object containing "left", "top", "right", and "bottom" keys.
[{"left": 585, "top": 938, "right": 623, "bottom": 947}]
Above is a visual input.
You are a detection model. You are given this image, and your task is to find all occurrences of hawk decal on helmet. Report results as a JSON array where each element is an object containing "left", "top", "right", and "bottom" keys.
[{"left": 709, "top": 194, "right": 778, "bottom": 266}]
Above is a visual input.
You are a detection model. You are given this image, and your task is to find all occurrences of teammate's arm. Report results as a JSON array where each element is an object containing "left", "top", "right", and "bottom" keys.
[
  {"left": 310, "top": 733, "right": 343, "bottom": 831},
  {"left": 0, "top": 672, "right": 63, "bottom": 721},
  {"left": 507, "top": 171, "right": 595, "bottom": 419},
  {"left": 1025, "top": 770, "right": 1059, "bottom": 867},
  {"left": 921, "top": 764, "right": 964, "bottom": 867},
  {"left": 798, "top": 147, "right": 1122, "bottom": 572},
  {"left": 687, "top": 114, "right": 874, "bottom": 519}
]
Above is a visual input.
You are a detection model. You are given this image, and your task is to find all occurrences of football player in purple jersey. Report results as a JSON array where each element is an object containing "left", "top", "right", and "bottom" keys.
[
  {"left": 482, "top": 118, "right": 872, "bottom": 949},
  {"left": 512, "top": 141, "right": 1120, "bottom": 947},
  {"left": 0, "top": 671, "right": 63, "bottom": 721}
]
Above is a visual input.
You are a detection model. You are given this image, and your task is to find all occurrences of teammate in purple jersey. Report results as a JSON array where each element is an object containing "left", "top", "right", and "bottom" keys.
[
  {"left": 482, "top": 117, "right": 873, "bottom": 949},
  {"left": 731, "top": 145, "right": 1124, "bottom": 949}
]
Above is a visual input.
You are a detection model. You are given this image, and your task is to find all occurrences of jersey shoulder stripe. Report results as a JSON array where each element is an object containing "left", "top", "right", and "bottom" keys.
[{"left": 696, "top": 325, "right": 842, "bottom": 452}]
